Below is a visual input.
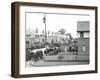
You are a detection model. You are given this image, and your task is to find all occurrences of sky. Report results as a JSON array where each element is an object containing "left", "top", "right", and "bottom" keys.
[{"left": 26, "top": 12, "right": 90, "bottom": 38}]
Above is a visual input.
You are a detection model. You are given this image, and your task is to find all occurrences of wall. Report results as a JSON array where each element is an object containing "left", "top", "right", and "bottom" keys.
[
  {"left": 0, "top": 0, "right": 100, "bottom": 80},
  {"left": 78, "top": 38, "right": 89, "bottom": 55}
]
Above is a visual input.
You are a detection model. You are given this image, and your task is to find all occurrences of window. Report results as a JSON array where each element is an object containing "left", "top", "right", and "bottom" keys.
[
  {"left": 84, "top": 32, "right": 89, "bottom": 38},
  {"left": 77, "top": 32, "right": 83, "bottom": 38},
  {"left": 82, "top": 46, "right": 86, "bottom": 51},
  {"left": 80, "top": 32, "right": 84, "bottom": 38},
  {"left": 77, "top": 32, "right": 89, "bottom": 38},
  {"left": 77, "top": 33, "right": 80, "bottom": 38}
]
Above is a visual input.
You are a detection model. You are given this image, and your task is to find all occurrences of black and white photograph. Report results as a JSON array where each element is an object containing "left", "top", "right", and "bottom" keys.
[
  {"left": 11, "top": 2, "right": 97, "bottom": 77},
  {"left": 25, "top": 12, "right": 90, "bottom": 67}
]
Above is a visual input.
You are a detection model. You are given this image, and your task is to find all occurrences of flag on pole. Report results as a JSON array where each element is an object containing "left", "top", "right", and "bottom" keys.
[{"left": 43, "top": 15, "right": 46, "bottom": 23}]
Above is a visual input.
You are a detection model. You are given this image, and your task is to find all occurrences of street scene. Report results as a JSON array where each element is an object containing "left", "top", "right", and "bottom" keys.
[{"left": 25, "top": 13, "right": 90, "bottom": 67}]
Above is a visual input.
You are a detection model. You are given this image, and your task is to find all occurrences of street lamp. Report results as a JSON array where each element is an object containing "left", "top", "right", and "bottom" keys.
[{"left": 43, "top": 14, "right": 47, "bottom": 44}]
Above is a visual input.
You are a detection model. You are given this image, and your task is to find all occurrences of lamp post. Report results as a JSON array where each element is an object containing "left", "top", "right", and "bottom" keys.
[{"left": 43, "top": 14, "right": 47, "bottom": 44}]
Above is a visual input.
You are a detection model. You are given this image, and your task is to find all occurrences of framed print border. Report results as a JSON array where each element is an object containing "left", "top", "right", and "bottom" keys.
[{"left": 11, "top": 2, "right": 98, "bottom": 78}]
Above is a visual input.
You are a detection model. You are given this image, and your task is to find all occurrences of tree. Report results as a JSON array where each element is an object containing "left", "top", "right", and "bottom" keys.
[
  {"left": 66, "top": 33, "right": 73, "bottom": 40},
  {"left": 58, "top": 28, "right": 66, "bottom": 35},
  {"left": 42, "top": 30, "right": 44, "bottom": 34},
  {"left": 35, "top": 28, "right": 38, "bottom": 33},
  {"left": 48, "top": 31, "right": 50, "bottom": 34},
  {"left": 51, "top": 39, "right": 54, "bottom": 43},
  {"left": 52, "top": 32, "right": 54, "bottom": 35}
]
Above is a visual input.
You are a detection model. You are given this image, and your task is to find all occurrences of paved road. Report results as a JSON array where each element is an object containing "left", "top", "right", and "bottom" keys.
[{"left": 26, "top": 60, "right": 89, "bottom": 67}]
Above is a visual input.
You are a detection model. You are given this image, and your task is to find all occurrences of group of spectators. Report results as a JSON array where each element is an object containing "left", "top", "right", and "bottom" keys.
[{"left": 26, "top": 43, "right": 61, "bottom": 62}]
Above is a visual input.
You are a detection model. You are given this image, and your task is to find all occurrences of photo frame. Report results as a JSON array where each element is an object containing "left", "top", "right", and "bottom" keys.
[{"left": 11, "top": 2, "right": 98, "bottom": 78}]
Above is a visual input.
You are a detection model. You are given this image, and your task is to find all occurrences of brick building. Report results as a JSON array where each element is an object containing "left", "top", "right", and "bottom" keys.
[{"left": 77, "top": 21, "right": 90, "bottom": 55}]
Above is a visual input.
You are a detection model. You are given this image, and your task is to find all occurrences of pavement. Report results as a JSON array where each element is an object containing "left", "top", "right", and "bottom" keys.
[
  {"left": 26, "top": 59, "right": 89, "bottom": 67},
  {"left": 26, "top": 52, "right": 89, "bottom": 67}
]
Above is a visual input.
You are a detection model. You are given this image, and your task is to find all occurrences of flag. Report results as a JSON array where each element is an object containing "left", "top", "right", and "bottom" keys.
[{"left": 43, "top": 15, "right": 46, "bottom": 23}]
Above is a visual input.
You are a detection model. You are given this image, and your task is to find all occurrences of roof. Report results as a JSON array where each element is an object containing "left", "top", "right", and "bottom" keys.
[{"left": 77, "top": 21, "right": 90, "bottom": 32}]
